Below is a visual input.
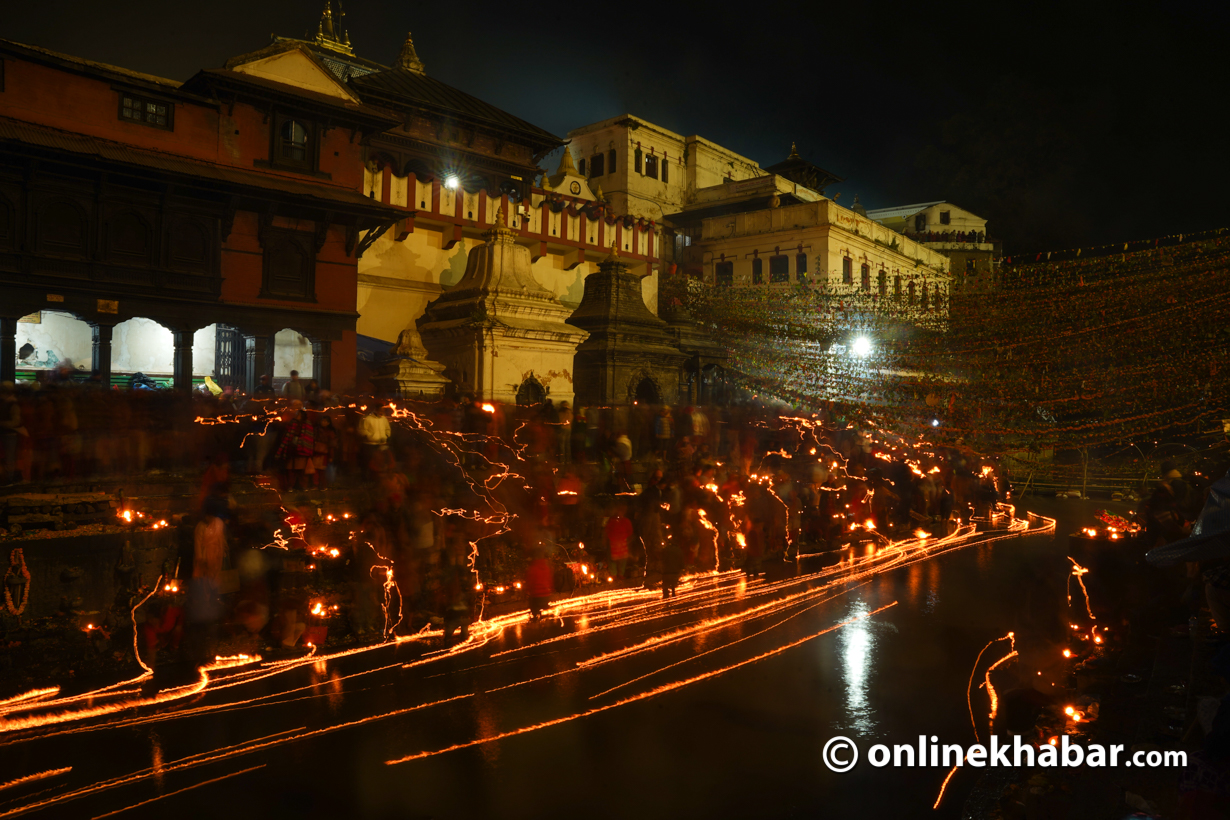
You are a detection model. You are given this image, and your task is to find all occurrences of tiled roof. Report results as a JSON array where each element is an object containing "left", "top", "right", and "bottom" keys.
[
  {"left": 349, "top": 69, "right": 560, "bottom": 150},
  {"left": 0, "top": 116, "right": 398, "bottom": 214},
  {"left": 865, "top": 201, "right": 946, "bottom": 220}
]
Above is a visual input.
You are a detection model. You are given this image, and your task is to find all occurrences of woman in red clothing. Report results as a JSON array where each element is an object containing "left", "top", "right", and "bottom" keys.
[{"left": 605, "top": 502, "right": 634, "bottom": 582}]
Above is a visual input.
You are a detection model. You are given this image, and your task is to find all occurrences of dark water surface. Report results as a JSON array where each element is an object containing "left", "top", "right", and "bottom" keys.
[{"left": 1, "top": 500, "right": 1120, "bottom": 820}]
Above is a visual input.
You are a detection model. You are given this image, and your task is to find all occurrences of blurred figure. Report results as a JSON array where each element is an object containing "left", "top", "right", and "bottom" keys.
[
  {"left": 253, "top": 373, "right": 276, "bottom": 397},
  {"left": 525, "top": 549, "right": 554, "bottom": 620},
  {"left": 359, "top": 404, "right": 392, "bottom": 478},
  {"left": 661, "top": 538, "right": 684, "bottom": 599},
  {"left": 282, "top": 370, "right": 304, "bottom": 400},
  {"left": 275, "top": 402, "right": 315, "bottom": 490},
  {"left": 556, "top": 401, "right": 572, "bottom": 464},
  {"left": 313, "top": 413, "right": 337, "bottom": 487},
  {"left": 605, "top": 502, "right": 634, "bottom": 582}
]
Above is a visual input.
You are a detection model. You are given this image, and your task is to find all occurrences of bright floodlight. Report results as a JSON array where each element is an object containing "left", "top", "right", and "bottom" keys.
[
  {"left": 850, "top": 336, "right": 873, "bottom": 357},
  {"left": 445, "top": 175, "right": 460, "bottom": 189},
  {"left": 932, "top": 419, "right": 940, "bottom": 427}
]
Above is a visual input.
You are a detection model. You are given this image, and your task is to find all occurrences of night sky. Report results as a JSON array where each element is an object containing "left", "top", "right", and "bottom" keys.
[{"left": 7, "top": 0, "right": 1227, "bottom": 254}]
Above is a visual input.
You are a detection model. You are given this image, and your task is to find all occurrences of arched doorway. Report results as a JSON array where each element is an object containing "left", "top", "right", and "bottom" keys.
[
  {"left": 634, "top": 376, "right": 660, "bottom": 405},
  {"left": 516, "top": 376, "right": 545, "bottom": 406}
]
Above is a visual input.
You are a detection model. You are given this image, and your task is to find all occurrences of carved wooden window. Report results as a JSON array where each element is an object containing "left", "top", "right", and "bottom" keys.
[
  {"left": 661, "top": 156, "right": 669, "bottom": 183},
  {"left": 715, "top": 260, "right": 733, "bottom": 287},
  {"left": 634, "top": 148, "right": 642, "bottom": 174},
  {"left": 644, "top": 154, "right": 658, "bottom": 180},
  {"left": 0, "top": 196, "right": 12, "bottom": 250},
  {"left": 108, "top": 212, "right": 150, "bottom": 261},
  {"left": 38, "top": 199, "right": 88, "bottom": 256},
  {"left": 119, "top": 93, "right": 172, "bottom": 130},
  {"left": 169, "top": 219, "right": 211, "bottom": 272},
  {"left": 769, "top": 255, "right": 789, "bottom": 283},
  {"left": 842, "top": 256, "right": 852, "bottom": 284},
  {"left": 262, "top": 229, "right": 315, "bottom": 300},
  {"left": 751, "top": 257, "right": 763, "bottom": 284}
]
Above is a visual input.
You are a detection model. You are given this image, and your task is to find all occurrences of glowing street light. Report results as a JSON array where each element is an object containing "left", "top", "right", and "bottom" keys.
[
  {"left": 850, "top": 336, "right": 873, "bottom": 357},
  {"left": 445, "top": 175, "right": 460, "bottom": 190}
]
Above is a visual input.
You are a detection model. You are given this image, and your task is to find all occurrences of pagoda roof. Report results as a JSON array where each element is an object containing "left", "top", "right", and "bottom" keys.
[
  {"left": 764, "top": 144, "right": 843, "bottom": 193},
  {"left": 349, "top": 68, "right": 562, "bottom": 154}
]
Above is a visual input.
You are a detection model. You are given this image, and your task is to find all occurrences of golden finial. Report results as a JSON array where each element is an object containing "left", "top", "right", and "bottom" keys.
[
  {"left": 593, "top": 183, "right": 604, "bottom": 201},
  {"left": 788, "top": 142, "right": 800, "bottom": 160}
]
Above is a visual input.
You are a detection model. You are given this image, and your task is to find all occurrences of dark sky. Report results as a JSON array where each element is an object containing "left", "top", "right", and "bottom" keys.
[{"left": 7, "top": 0, "right": 1227, "bottom": 254}]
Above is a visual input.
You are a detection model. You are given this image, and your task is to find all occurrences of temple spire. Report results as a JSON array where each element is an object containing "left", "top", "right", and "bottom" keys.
[
  {"left": 314, "top": 1, "right": 354, "bottom": 55},
  {"left": 788, "top": 142, "right": 800, "bottom": 160},
  {"left": 394, "top": 31, "right": 426, "bottom": 74}
]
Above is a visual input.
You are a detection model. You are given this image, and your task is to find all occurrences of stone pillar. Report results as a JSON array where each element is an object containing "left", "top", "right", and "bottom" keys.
[
  {"left": 172, "top": 330, "right": 194, "bottom": 392},
  {"left": 243, "top": 334, "right": 269, "bottom": 394},
  {"left": 90, "top": 323, "right": 113, "bottom": 386},
  {"left": 311, "top": 339, "right": 332, "bottom": 390},
  {"left": 266, "top": 334, "right": 277, "bottom": 384},
  {"left": 0, "top": 318, "right": 16, "bottom": 385}
]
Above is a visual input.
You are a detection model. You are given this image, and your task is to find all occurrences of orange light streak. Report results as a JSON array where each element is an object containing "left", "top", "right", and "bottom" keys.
[
  {"left": 0, "top": 767, "right": 71, "bottom": 792},
  {"left": 89, "top": 764, "right": 265, "bottom": 819},
  {"left": 387, "top": 603, "right": 899, "bottom": 766}
]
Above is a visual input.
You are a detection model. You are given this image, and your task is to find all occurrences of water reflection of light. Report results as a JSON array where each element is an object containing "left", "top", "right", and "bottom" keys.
[{"left": 838, "top": 600, "right": 876, "bottom": 733}]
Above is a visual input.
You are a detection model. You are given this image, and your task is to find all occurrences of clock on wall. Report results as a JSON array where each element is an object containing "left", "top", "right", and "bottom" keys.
[{"left": 570, "top": 181, "right": 581, "bottom": 195}]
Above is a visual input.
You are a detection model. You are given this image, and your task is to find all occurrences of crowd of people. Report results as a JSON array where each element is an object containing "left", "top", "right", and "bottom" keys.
[{"left": 3, "top": 372, "right": 1016, "bottom": 668}]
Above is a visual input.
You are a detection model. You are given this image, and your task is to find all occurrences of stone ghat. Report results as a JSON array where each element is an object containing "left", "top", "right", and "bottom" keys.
[{"left": 1, "top": 492, "right": 119, "bottom": 535}]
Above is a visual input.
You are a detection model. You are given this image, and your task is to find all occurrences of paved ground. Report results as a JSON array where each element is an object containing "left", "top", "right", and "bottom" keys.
[{"left": 0, "top": 500, "right": 1187, "bottom": 820}]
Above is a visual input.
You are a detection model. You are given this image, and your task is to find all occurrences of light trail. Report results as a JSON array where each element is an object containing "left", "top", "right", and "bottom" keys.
[
  {"left": 0, "top": 769, "right": 70, "bottom": 793},
  {"left": 1067, "top": 557, "right": 1095, "bottom": 620},
  {"left": 89, "top": 765, "right": 265, "bottom": 819},
  {"left": 386, "top": 602, "right": 899, "bottom": 766}
]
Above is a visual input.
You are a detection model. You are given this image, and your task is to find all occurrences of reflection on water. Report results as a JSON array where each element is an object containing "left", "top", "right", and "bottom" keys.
[{"left": 838, "top": 599, "right": 877, "bottom": 733}]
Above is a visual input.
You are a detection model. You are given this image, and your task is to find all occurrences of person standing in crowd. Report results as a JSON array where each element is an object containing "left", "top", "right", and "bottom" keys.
[
  {"left": 313, "top": 412, "right": 338, "bottom": 487},
  {"left": 661, "top": 536, "right": 684, "bottom": 599},
  {"left": 525, "top": 548, "right": 554, "bottom": 621},
  {"left": 359, "top": 404, "right": 392, "bottom": 478},
  {"left": 253, "top": 373, "right": 276, "bottom": 398},
  {"left": 605, "top": 501, "right": 634, "bottom": 583},
  {"left": 655, "top": 407, "right": 674, "bottom": 457},
  {"left": 282, "top": 370, "right": 304, "bottom": 400},
  {"left": 275, "top": 402, "right": 315, "bottom": 490}
]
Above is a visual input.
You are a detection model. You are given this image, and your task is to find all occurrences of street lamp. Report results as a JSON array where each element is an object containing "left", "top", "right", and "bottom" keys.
[
  {"left": 445, "top": 175, "right": 460, "bottom": 190},
  {"left": 850, "top": 336, "right": 873, "bottom": 357}
]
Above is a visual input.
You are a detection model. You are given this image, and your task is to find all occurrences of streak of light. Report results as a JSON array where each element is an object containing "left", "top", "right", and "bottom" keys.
[
  {"left": 0, "top": 689, "right": 58, "bottom": 710},
  {"left": 89, "top": 765, "right": 266, "bottom": 819},
  {"left": 1067, "top": 558, "right": 1096, "bottom": 620},
  {"left": 0, "top": 768, "right": 71, "bottom": 792},
  {"left": 385, "top": 602, "right": 898, "bottom": 766}
]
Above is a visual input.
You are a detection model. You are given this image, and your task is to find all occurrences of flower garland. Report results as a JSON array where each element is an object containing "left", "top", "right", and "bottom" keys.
[{"left": 4, "top": 548, "right": 31, "bottom": 619}]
